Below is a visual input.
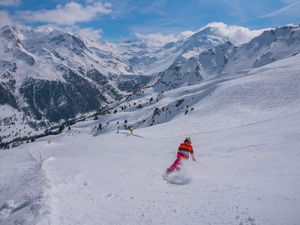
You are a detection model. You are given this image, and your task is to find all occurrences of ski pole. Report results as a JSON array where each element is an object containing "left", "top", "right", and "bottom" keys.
[{"left": 194, "top": 160, "right": 212, "bottom": 172}]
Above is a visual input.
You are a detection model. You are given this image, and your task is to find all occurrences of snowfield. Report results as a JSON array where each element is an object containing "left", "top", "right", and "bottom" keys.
[{"left": 1, "top": 55, "right": 300, "bottom": 225}]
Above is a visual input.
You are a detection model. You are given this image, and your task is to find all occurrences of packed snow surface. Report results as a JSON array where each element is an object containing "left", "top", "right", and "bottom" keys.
[{"left": 1, "top": 55, "right": 300, "bottom": 225}]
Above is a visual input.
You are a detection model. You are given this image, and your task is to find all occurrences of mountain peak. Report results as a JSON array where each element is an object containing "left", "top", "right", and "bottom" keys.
[{"left": 198, "top": 22, "right": 267, "bottom": 45}]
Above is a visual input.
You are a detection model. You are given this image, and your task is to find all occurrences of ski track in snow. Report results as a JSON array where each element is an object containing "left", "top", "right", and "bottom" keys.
[{"left": 0, "top": 148, "right": 49, "bottom": 225}]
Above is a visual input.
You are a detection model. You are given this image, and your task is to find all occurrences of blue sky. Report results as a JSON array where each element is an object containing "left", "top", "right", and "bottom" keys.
[{"left": 0, "top": 0, "right": 300, "bottom": 41}]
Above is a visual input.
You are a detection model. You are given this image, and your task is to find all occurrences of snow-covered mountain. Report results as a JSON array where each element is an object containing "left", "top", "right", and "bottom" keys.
[
  {"left": 0, "top": 23, "right": 299, "bottom": 143},
  {"left": 116, "top": 39, "right": 180, "bottom": 75},
  {"left": 153, "top": 24, "right": 300, "bottom": 92},
  {"left": 0, "top": 25, "right": 149, "bottom": 142},
  {"left": 224, "top": 25, "right": 300, "bottom": 72},
  {"left": 117, "top": 22, "right": 252, "bottom": 75}
]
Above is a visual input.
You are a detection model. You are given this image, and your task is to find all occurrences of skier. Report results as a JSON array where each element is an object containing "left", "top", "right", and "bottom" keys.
[
  {"left": 165, "top": 137, "right": 196, "bottom": 175},
  {"left": 97, "top": 123, "right": 102, "bottom": 132},
  {"left": 128, "top": 126, "right": 133, "bottom": 135}
]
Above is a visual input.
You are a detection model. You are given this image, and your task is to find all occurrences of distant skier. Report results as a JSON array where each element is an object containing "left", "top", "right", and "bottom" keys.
[
  {"left": 97, "top": 123, "right": 102, "bottom": 133},
  {"left": 128, "top": 126, "right": 133, "bottom": 135},
  {"left": 165, "top": 137, "right": 196, "bottom": 175}
]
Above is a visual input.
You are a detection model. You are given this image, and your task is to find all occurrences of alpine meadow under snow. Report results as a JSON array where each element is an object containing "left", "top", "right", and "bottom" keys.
[{"left": 0, "top": 21, "right": 300, "bottom": 225}]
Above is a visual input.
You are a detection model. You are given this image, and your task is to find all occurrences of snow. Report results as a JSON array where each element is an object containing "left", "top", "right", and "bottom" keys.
[
  {"left": 153, "top": 25, "right": 300, "bottom": 92},
  {"left": 0, "top": 104, "right": 41, "bottom": 142},
  {"left": 117, "top": 22, "right": 240, "bottom": 75},
  {"left": 182, "top": 50, "right": 199, "bottom": 59},
  {"left": 0, "top": 147, "right": 47, "bottom": 224},
  {"left": 1, "top": 54, "right": 300, "bottom": 225},
  {"left": 0, "top": 25, "right": 136, "bottom": 86}
]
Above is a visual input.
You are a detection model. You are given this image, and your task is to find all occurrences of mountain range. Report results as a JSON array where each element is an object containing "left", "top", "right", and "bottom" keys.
[{"left": 0, "top": 22, "right": 299, "bottom": 143}]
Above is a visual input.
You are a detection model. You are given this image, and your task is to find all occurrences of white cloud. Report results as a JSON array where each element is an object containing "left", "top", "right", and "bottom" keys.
[
  {"left": 134, "top": 21, "right": 266, "bottom": 47},
  {"left": 134, "top": 22, "right": 267, "bottom": 47},
  {"left": 75, "top": 27, "right": 102, "bottom": 41},
  {"left": 17, "top": 1, "right": 112, "bottom": 25},
  {"left": 177, "top": 30, "right": 195, "bottom": 40},
  {"left": 203, "top": 22, "right": 267, "bottom": 45},
  {"left": 0, "top": 0, "right": 20, "bottom": 6},
  {"left": 135, "top": 30, "right": 194, "bottom": 46},
  {"left": 0, "top": 10, "right": 13, "bottom": 27},
  {"left": 135, "top": 32, "right": 177, "bottom": 46}
]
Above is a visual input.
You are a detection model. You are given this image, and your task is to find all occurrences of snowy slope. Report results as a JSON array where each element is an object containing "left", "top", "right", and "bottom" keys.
[
  {"left": 95, "top": 53, "right": 300, "bottom": 134},
  {"left": 1, "top": 53, "right": 299, "bottom": 225}
]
